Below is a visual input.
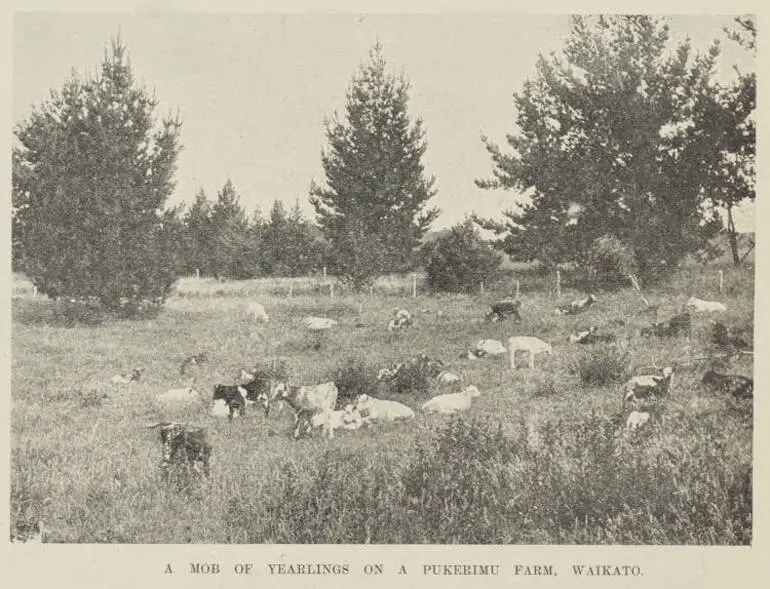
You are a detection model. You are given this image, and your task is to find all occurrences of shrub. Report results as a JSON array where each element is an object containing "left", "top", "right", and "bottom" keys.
[
  {"left": 423, "top": 219, "right": 503, "bottom": 293},
  {"left": 325, "top": 356, "right": 381, "bottom": 404},
  {"left": 572, "top": 343, "right": 629, "bottom": 387},
  {"left": 588, "top": 235, "right": 637, "bottom": 290}
]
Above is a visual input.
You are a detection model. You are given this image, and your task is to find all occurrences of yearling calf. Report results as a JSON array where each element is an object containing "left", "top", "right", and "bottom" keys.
[
  {"left": 212, "top": 384, "right": 248, "bottom": 420},
  {"left": 486, "top": 299, "right": 522, "bottom": 323},
  {"left": 147, "top": 422, "right": 211, "bottom": 482},
  {"left": 271, "top": 382, "right": 339, "bottom": 439},
  {"left": 701, "top": 370, "right": 753, "bottom": 400}
]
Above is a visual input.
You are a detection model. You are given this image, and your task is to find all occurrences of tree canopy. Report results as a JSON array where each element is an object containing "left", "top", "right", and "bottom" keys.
[
  {"left": 310, "top": 43, "right": 439, "bottom": 289},
  {"left": 477, "top": 15, "right": 752, "bottom": 277},
  {"left": 12, "top": 36, "right": 183, "bottom": 310}
]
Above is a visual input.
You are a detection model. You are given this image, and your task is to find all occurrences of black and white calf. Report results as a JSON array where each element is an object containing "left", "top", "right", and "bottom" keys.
[
  {"left": 485, "top": 299, "right": 522, "bottom": 323},
  {"left": 701, "top": 370, "right": 753, "bottom": 399},
  {"left": 147, "top": 422, "right": 212, "bottom": 482},
  {"left": 212, "top": 384, "right": 249, "bottom": 420}
]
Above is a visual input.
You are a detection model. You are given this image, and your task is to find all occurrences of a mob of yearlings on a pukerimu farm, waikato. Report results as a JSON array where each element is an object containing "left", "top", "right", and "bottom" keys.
[{"left": 11, "top": 270, "right": 754, "bottom": 543}]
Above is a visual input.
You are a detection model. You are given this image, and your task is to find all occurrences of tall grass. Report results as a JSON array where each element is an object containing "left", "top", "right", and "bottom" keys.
[{"left": 10, "top": 264, "right": 754, "bottom": 544}]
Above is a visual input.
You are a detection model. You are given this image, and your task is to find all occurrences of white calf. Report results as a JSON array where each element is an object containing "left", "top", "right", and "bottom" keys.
[
  {"left": 273, "top": 381, "right": 339, "bottom": 439},
  {"left": 421, "top": 385, "right": 481, "bottom": 415},
  {"left": 626, "top": 411, "right": 651, "bottom": 431},
  {"left": 354, "top": 394, "right": 415, "bottom": 424},
  {"left": 507, "top": 336, "right": 553, "bottom": 369},
  {"left": 685, "top": 296, "right": 727, "bottom": 313},
  {"left": 156, "top": 387, "right": 200, "bottom": 404},
  {"left": 465, "top": 339, "right": 507, "bottom": 359},
  {"left": 246, "top": 301, "right": 269, "bottom": 323},
  {"left": 311, "top": 405, "right": 364, "bottom": 431}
]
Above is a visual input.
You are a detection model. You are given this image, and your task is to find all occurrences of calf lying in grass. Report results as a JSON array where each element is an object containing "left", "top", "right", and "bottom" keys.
[{"left": 701, "top": 370, "right": 753, "bottom": 399}]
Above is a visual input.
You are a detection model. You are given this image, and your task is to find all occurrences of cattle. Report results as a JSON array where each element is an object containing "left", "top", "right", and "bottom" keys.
[
  {"left": 272, "top": 381, "right": 339, "bottom": 439},
  {"left": 211, "top": 399, "right": 231, "bottom": 418},
  {"left": 701, "top": 370, "right": 753, "bottom": 399},
  {"left": 623, "top": 367, "right": 674, "bottom": 403},
  {"left": 464, "top": 339, "right": 507, "bottom": 359},
  {"left": 486, "top": 299, "right": 522, "bottom": 323},
  {"left": 641, "top": 312, "right": 691, "bottom": 338},
  {"left": 246, "top": 301, "right": 269, "bottom": 323},
  {"left": 625, "top": 410, "right": 651, "bottom": 431},
  {"left": 710, "top": 321, "right": 750, "bottom": 351},
  {"left": 180, "top": 352, "right": 208, "bottom": 375},
  {"left": 568, "top": 326, "right": 616, "bottom": 344},
  {"left": 507, "top": 336, "right": 553, "bottom": 369},
  {"left": 212, "top": 384, "right": 248, "bottom": 420},
  {"left": 156, "top": 386, "right": 200, "bottom": 404},
  {"left": 388, "top": 309, "right": 414, "bottom": 332},
  {"left": 146, "top": 422, "right": 211, "bottom": 482},
  {"left": 421, "top": 385, "right": 482, "bottom": 415},
  {"left": 378, "top": 354, "right": 447, "bottom": 393},
  {"left": 111, "top": 367, "right": 144, "bottom": 384},
  {"left": 686, "top": 296, "right": 727, "bottom": 313},
  {"left": 353, "top": 394, "right": 415, "bottom": 424},
  {"left": 311, "top": 405, "right": 365, "bottom": 431},
  {"left": 556, "top": 294, "right": 597, "bottom": 315},
  {"left": 435, "top": 370, "right": 462, "bottom": 387},
  {"left": 305, "top": 316, "right": 338, "bottom": 350}
]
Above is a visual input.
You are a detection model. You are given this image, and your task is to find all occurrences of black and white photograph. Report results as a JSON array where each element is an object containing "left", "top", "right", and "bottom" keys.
[{"left": 6, "top": 3, "right": 762, "bottom": 576}]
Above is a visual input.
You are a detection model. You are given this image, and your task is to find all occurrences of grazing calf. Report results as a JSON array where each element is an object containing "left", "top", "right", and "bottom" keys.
[
  {"left": 212, "top": 384, "right": 248, "bottom": 420},
  {"left": 486, "top": 299, "right": 522, "bottom": 323},
  {"left": 353, "top": 394, "right": 415, "bottom": 424},
  {"left": 147, "top": 422, "right": 211, "bottom": 482},
  {"left": 421, "top": 385, "right": 481, "bottom": 415},
  {"left": 623, "top": 367, "right": 674, "bottom": 402},
  {"left": 180, "top": 352, "right": 208, "bottom": 375},
  {"left": 556, "top": 294, "right": 597, "bottom": 315},
  {"left": 272, "top": 381, "right": 339, "bottom": 439},
  {"left": 111, "top": 367, "right": 144, "bottom": 384},
  {"left": 685, "top": 296, "right": 727, "bottom": 313},
  {"left": 507, "top": 336, "right": 553, "bottom": 369},
  {"left": 246, "top": 301, "right": 269, "bottom": 323},
  {"left": 701, "top": 370, "right": 753, "bottom": 399}
]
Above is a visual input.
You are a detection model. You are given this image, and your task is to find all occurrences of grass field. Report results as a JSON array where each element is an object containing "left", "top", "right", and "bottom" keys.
[{"left": 10, "top": 265, "right": 754, "bottom": 544}]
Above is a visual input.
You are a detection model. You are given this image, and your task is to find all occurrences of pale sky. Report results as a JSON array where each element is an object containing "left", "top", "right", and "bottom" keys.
[{"left": 12, "top": 12, "right": 756, "bottom": 231}]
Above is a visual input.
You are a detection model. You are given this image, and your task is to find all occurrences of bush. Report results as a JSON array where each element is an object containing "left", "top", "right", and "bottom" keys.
[
  {"left": 588, "top": 235, "right": 637, "bottom": 290},
  {"left": 572, "top": 343, "right": 629, "bottom": 387},
  {"left": 423, "top": 219, "right": 503, "bottom": 293},
  {"left": 325, "top": 357, "right": 381, "bottom": 404}
]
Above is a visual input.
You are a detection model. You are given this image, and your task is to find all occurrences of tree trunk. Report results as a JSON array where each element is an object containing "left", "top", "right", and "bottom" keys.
[{"left": 726, "top": 204, "right": 741, "bottom": 267}]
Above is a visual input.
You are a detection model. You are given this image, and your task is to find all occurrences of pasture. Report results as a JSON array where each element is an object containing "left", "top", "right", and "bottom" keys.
[{"left": 10, "top": 266, "right": 753, "bottom": 544}]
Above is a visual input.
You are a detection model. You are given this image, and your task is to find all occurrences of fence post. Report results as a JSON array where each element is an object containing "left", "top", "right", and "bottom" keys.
[
  {"left": 412, "top": 274, "right": 417, "bottom": 298},
  {"left": 480, "top": 281, "right": 484, "bottom": 295},
  {"left": 330, "top": 283, "right": 335, "bottom": 299},
  {"left": 289, "top": 281, "right": 293, "bottom": 298},
  {"left": 718, "top": 270, "right": 724, "bottom": 294},
  {"left": 323, "top": 267, "right": 327, "bottom": 283},
  {"left": 195, "top": 268, "right": 200, "bottom": 279},
  {"left": 515, "top": 280, "right": 520, "bottom": 299},
  {"left": 32, "top": 285, "right": 38, "bottom": 298},
  {"left": 556, "top": 270, "right": 561, "bottom": 299},
  {"left": 369, "top": 285, "right": 374, "bottom": 297}
]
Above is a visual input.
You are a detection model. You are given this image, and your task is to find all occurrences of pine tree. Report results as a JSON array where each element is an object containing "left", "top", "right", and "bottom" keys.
[
  {"left": 477, "top": 16, "right": 725, "bottom": 276},
  {"left": 209, "top": 179, "right": 250, "bottom": 279},
  {"left": 12, "top": 36, "right": 182, "bottom": 311},
  {"left": 182, "top": 188, "right": 213, "bottom": 276},
  {"left": 310, "top": 43, "right": 439, "bottom": 289}
]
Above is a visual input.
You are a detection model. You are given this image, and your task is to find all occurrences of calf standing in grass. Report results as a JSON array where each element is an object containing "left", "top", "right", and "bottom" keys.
[
  {"left": 507, "top": 337, "right": 552, "bottom": 369},
  {"left": 271, "top": 381, "right": 339, "bottom": 439},
  {"left": 147, "top": 422, "right": 211, "bottom": 483},
  {"left": 556, "top": 294, "right": 597, "bottom": 315},
  {"left": 623, "top": 367, "right": 674, "bottom": 403},
  {"left": 212, "top": 384, "right": 248, "bottom": 420}
]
